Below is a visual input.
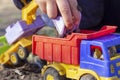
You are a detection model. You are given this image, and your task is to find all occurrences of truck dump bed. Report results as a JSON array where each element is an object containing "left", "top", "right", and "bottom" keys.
[{"left": 32, "top": 26, "right": 117, "bottom": 65}]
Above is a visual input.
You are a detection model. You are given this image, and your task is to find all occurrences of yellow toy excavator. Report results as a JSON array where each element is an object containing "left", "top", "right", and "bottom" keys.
[{"left": 13, "top": 0, "right": 39, "bottom": 24}]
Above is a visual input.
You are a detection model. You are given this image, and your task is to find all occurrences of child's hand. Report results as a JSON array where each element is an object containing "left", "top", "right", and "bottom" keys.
[{"left": 35, "top": 0, "right": 81, "bottom": 30}]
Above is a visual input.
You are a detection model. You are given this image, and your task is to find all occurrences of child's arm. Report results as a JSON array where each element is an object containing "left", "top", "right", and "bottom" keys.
[{"left": 78, "top": 0, "right": 104, "bottom": 29}]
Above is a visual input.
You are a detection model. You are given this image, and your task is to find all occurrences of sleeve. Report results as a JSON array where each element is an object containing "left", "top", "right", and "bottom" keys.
[
  {"left": 77, "top": 0, "right": 104, "bottom": 29},
  {"left": 103, "top": 0, "right": 120, "bottom": 32}
]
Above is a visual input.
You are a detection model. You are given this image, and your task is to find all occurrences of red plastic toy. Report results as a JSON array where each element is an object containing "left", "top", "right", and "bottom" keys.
[{"left": 32, "top": 26, "right": 117, "bottom": 65}]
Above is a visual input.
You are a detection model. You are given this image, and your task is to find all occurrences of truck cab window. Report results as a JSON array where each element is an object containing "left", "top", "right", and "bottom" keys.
[
  {"left": 91, "top": 46, "right": 104, "bottom": 60},
  {"left": 108, "top": 45, "right": 120, "bottom": 59}
]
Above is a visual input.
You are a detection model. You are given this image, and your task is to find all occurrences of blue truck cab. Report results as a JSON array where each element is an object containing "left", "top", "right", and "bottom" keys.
[{"left": 80, "top": 33, "right": 120, "bottom": 79}]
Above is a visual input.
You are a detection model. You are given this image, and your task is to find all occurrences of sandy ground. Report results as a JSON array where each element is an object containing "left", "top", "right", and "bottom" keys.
[{"left": 0, "top": 0, "right": 21, "bottom": 36}]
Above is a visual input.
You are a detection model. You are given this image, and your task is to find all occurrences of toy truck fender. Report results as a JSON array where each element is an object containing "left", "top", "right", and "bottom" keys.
[{"left": 41, "top": 63, "right": 66, "bottom": 76}]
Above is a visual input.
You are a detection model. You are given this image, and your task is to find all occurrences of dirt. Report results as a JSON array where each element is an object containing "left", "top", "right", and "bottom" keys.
[
  {"left": 0, "top": 1, "right": 43, "bottom": 80},
  {"left": 0, "top": 63, "right": 42, "bottom": 80}
]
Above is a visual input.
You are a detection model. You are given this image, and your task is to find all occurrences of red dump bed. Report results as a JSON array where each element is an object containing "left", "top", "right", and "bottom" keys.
[{"left": 32, "top": 26, "right": 116, "bottom": 65}]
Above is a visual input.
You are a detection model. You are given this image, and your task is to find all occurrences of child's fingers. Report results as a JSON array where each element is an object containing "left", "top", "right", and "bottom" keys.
[
  {"left": 35, "top": 0, "right": 47, "bottom": 13},
  {"left": 56, "top": 0, "right": 73, "bottom": 30},
  {"left": 47, "top": 0, "right": 57, "bottom": 18},
  {"left": 68, "top": 0, "right": 81, "bottom": 26}
]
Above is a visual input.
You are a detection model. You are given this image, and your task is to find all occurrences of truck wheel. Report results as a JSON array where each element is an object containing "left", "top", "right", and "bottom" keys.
[
  {"left": 13, "top": 0, "right": 32, "bottom": 10},
  {"left": 43, "top": 68, "right": 66, "bottom": 80},
  {"left": 17, "top": 46, "right": 29, "bottom": 60},
  {"left": 13, "top": 0, "right": 24, "bottom": 9},
  {"left": 10, "top": 53, "right": 21, "bottom": 66},
  {"left": 80, "top": 74, "right": 97, "bottom": 80}
]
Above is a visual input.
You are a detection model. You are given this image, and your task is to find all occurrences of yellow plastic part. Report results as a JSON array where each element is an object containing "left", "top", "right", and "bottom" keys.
[
  {"left": 0, "top": 36, "right": 32, "bottom": 65},
  {"left": 46, "top": 74, "right": 54, "bottom": 80},
  {"left": 100, "top": 76, "right": 120, "bottom": 80},
  {"left": 22, "top": 0, "right": 38, "bottom": 24},
  {"left": 42, "top": 62, "right": 119, "bottom": 80},
  {"left": 60, "top": 63, "right": 100, "bottom": 80},
  {"left": 10, "top": 54, "right": 17, "bottom": 64},
  {"left": 111, "top": 56, "right": 120, "bottom": 60},
  {"left": 41, "top": 62, "right": 66, "bottom": 76},
  {"left": 18, "top": 48, "right": 25, "bottom": 59}
]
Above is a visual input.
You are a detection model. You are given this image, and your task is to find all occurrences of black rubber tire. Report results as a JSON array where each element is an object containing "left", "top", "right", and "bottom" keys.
[
  {"left": 80, "top": 74, "right": 97, "bottom": 80},
  {"left": 17, "top": 46, "right": 29, "bottom": 60},
  {"left": 13, "top": 0, "right": 32, "bottom": 10},
  {"left": 34, "top": 57, "right": 47, "bottom": 69},
  {"left": 10, "top": 53, "right": 21, "bottom": 66},
  {"left": 43, "top": 68, "right": 66, "bottom": 80}
]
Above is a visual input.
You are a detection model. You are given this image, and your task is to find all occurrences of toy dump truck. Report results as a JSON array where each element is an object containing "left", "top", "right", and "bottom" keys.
[
  {"left": 0, "top": 36, "right": 32, "bottom": 69},
  {"left": 32, "top": 26, "right": 120, "bottom": 80}
]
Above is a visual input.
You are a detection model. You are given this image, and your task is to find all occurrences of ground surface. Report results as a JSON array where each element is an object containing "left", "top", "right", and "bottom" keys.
[{"left": 0, "top": 1, "right": 42, "bottom": 80}]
